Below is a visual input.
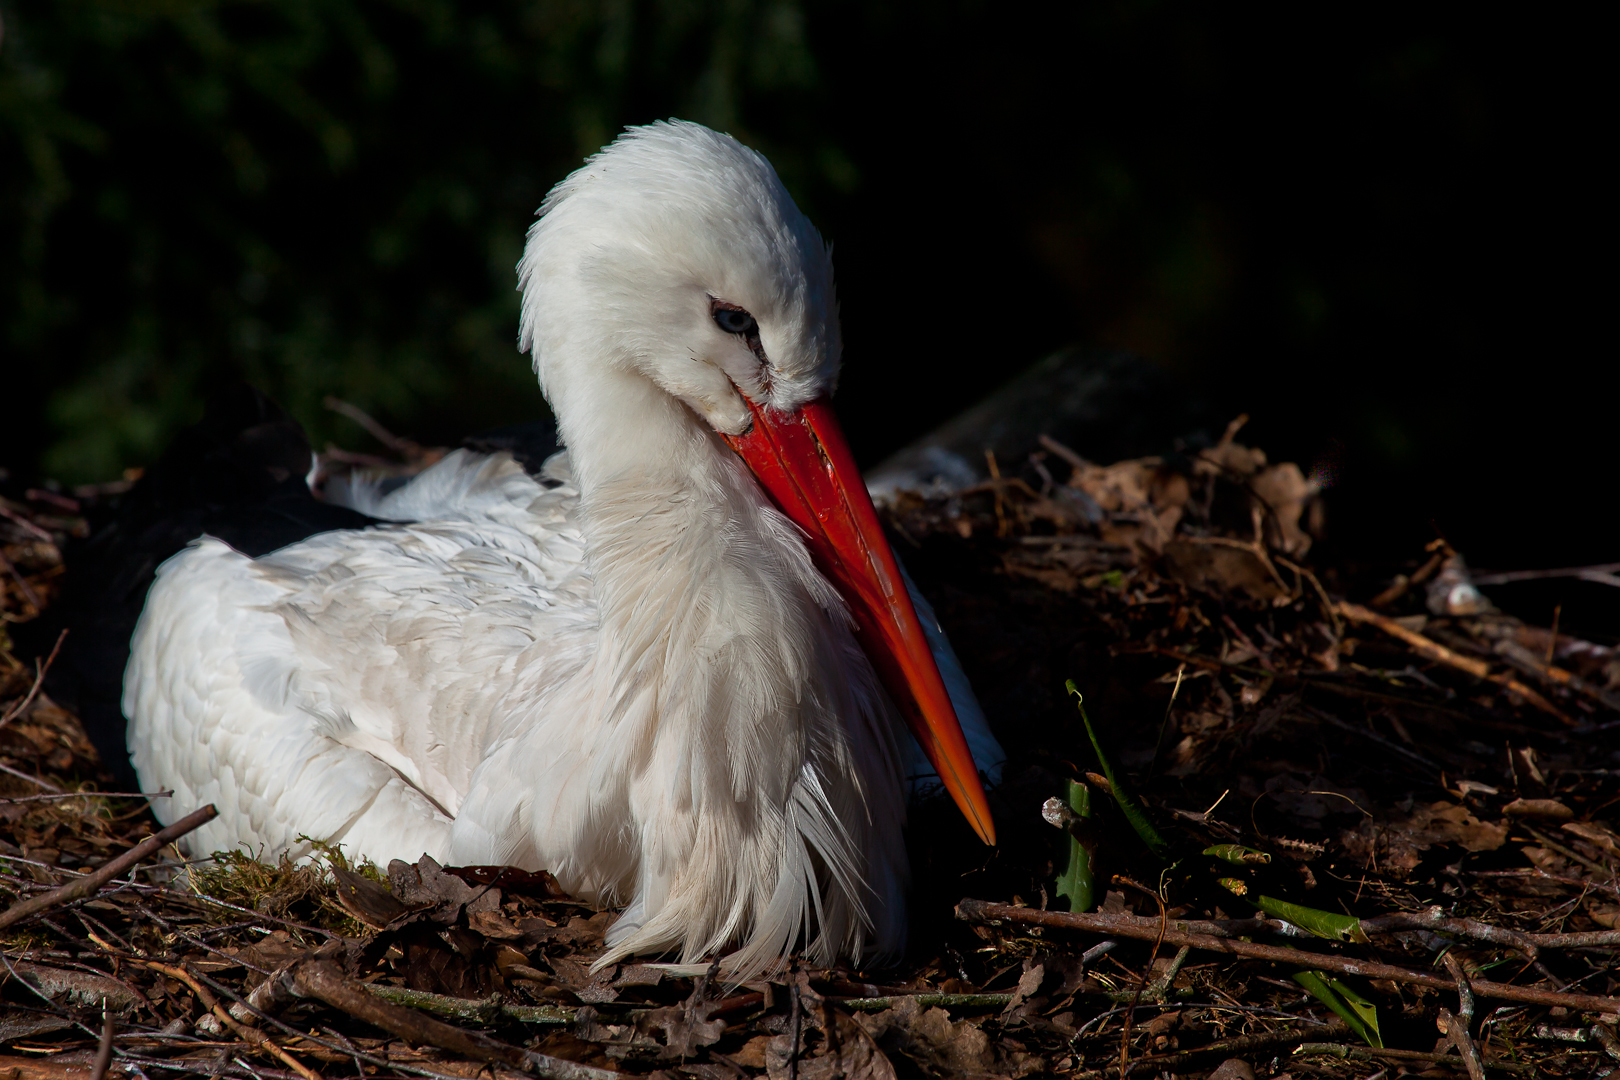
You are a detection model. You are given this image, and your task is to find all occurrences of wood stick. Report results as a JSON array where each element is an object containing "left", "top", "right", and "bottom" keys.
[
  {"left": 1336, "top": 602, "right": 1572, "bottom": 723},
  {"left": 0, "top": 629, "right": 66, "bottom": 728},
  {"left": 363, "top": 984, "right": 574, "bottom": 1026},
  {"left": 0, "top": 760, "right": 62, "bottom": 792},
  {"left": 956, "top": 900, "right": 1620, "bottom": 1014},
  {"left": 1294, "top": 1043, "right": 1531, "bottom": 1074},
  {"left": 838, "top": 993, "right": 1014, "bottom": 1011},
  {"left": 131, "top": 959, "right": 322, "bottom": 1080},
  {"left": 1442, "top": 952, "right": 1485, "bottom": 1080},
  {"left": 1101, "top": 1022, "right": 1351, "bottom": 1076},
  {"left": 283, "top": 959, "right": 616, "bottom": 1080},
  {"left": 88, "top": 1010, "right": 115, "bottom": 1080},
  {"left": 0, "top": 805, "right": 217, "bottom": 931}
]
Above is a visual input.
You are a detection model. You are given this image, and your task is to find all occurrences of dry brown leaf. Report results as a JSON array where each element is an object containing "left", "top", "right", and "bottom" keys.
[
  {"left": 1563, "top": 822, "right": 1620, "bottom": 859},
  {"left": 635, "top": 978, "right": 726, "bottom": 1060},
  {"left": 767, "top": 1007, "right": 895, "bottom": 1080},
  {"left": 855, "top": 996, "right": 1016, "bottom": 1079},
  {"left": 1503, "top": 798, "right": 1575, "bottom": 821},
  {"left": 1163, "top": 537, "right": 1292, "bottom": 603}
]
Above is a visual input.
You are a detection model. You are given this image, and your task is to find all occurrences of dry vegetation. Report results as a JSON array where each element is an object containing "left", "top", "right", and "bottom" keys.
[{"left": 4, "top": 419, "right": 1619, "bottom": 1079}]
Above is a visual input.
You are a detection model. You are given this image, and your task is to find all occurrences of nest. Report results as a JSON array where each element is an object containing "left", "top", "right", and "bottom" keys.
[{"left": 3, "top": 418, "right": 1619, "bottom": 1079}]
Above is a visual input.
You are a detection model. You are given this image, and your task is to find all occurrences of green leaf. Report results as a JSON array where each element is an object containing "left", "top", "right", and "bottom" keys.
[
  {"left": 1293, "top": 971, "right": 1383, "bottom": 1048},
  {"left": 1203, "top": 844, "right": 1272, "bottom": 866},
  {"left": 1066, "top": 681, "right": 1169, "bottom": 859},
  {"left": 1254, "top": 895, "right": 1369, "bottom": 944},
  {"left": 1054, "top": 779, "right": 1096, "bottom": 913}
]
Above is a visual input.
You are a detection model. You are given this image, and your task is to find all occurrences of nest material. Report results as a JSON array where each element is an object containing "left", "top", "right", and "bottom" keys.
[{"left": 4, "top": 423, "right": 1620, "bottom": 1080}]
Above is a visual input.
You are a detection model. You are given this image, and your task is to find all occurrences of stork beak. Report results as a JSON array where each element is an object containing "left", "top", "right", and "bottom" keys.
[{"left": 723, "top": 396, "right": 996, "bottom": 846}]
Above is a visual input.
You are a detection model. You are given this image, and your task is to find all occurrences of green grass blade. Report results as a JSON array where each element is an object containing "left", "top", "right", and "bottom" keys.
[
  {"left": 1293, "top": 971, "right": 1383, "bottom": 1048},
  {"left": 1066, "top": 680, "right": 1169, "bottom": 859},
  {"left": 1054, "top": 779, "right": 1096, "bottom": 912}
]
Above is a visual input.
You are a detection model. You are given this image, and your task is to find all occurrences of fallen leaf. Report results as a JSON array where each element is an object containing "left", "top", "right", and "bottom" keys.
[
  {"left": 767, "top": 1008, "right": 895, "bottom": 1080},
  {"left": 467, "top": 908, "right": 525, "bottom": 941},
  {"left": 1409, "top": 801, "right": 1509, "bottom": 852},
  {"left": 636, "top": 976, "right": 726, "bottom": 1060},
  {"left": 1163, "top": 537, "right": 1291, "bottom": 603},
  {"left": 1564, "top": 821, "right": 1620, "bottom": 859},
  {"left": 387, "top": 855, "right": 502, "bottom": 921},
  {"left": 731, "top": 1035, "right": 772, "bottom": 1069},
  {"left": 855, "top": 996, "right": 1007, "bottom": 1078},
  {"left": 441, "top": 864, "right": 570, "bottom": 900},
  {"left": 1503, "top": 798, "right": 1574, "bottom": 821},
  {"left": 331, "top": 866, "right": 416, "bottom": 929}
]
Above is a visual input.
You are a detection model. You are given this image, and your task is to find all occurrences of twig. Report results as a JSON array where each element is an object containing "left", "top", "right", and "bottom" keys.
[
  {"left": 90, "top": 1008, "right": 117, "bottom": 1080},
  {"left": 1108, "top": 1022, "right": 1351, "bottom": 1076},
  {"left": 1471, "top": 562, "right": 1620, "bottom": 588},
  {"left": 1359, "top": 908, "right": 1550, "bottom": 960},
  {"left": 362, "top": 985, "right": 574, "bottom": 1026},
  {"left": 1305, "top": 705, "right": 1441, "bottom": 772},
  {"left": 1, "top": 629, "right": 66, "bottom": 728},
  {"left": 1038, "top": 433, "right": 1092, "bottom": 474},
  {"left": 1113, "top": 878, "right": 1169, "bottom": 1078},
  {"left": 0, "top": 759, "right": 63, "bottom": 792},
  {"left": 190, "top": 967, "right": 485, "bottom": 1080},
  {"left": 955, "top": 899, "right": 1620, "bottom": 1013},
  {"left": 984, "top": 449, "right": 1008, "bottom": 537},
  {"left": 1146, "top": 945, "right": 1191, "bottom": 1000},
  {"left": 128, "top": 959, "right": 323, "bottom": 1080},
  {"left": 0, "top": 805, "right": 217, "bottom": 931},
  {"left": 1521, "top": 822, "right": 1613, "bottom": 877},
  {"left": 1443, "top": 951, "right": 1486, "bottom": 1080},
  {"left": 1336, "top": 602, "right": 1572, "bottom": 724},
  {"left": 1471, "top": 866, "right": 1620, "bottom": 899},
  {"left": 0, "top": 548, "right": 43, "bottom": 613},
  {"left": 324, "top": 397, "right": 417, "bottom": 457},
  {"left": 282, "top": 959, "right": 616, "bottom": 1080},
  {"left": 1491, "top": 638, "right": 1620, "bottom": 713},
  {"left": 836, "top": 993, "right": 1013, "bottom": 1011},
  {"left": 0, "top": 503, "right": 56, "bottom": 543},
  {"left": 1275, "top": 555, "right": 1342, "bottom": 638},
  {"left": 0, "top": 790, "right": 172, "bottom": 805},
  {"left": 1293, "top": 1043, "right": 1530, "bottom": 1074}
]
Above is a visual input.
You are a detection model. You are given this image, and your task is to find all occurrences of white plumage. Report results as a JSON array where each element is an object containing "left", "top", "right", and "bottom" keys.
[{"left": 123, "top": 121, "right": 1001, "bottom": 976}]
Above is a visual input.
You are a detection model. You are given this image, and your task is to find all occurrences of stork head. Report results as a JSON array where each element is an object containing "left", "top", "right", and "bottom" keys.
[
  {"left": 518, "top": 121, "right": 995, "bottom": 847},
  {"left": 518, "top": 120, "right": 838, "bottom": 434}
]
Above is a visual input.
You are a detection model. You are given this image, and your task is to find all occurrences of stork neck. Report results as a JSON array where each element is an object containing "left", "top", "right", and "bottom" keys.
[
  {"left": 553, "top": 370, "right": 832, "bottom": 737},
  {"left": 551, "top": 369, "right": 722, "bottom": 500}
]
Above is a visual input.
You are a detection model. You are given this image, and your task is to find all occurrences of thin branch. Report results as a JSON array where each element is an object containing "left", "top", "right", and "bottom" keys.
[
  {"left": 126, "top": 959, "right": 323, "bottom": 1080},
  {"left": 956, "top": 899, "right": 1620, "bottom": 1014},
  {"left": 0, "top": 805, "right": 217, "bottom": 931},
  {"left": 90, "top": 1008, "right": 117, "bottom": 1080},
  {"left": 1471, "top": 562, "right": 1620, "bottom": 587},
  {"left": 1, "top": 628, "right": 66, "bottom": 728},
  {"left": 1292, "top": 1042, "right": 1531, "bottom": 1075},
  {"left": 1443, "top": 952, "right": 1486, "bottom": 1080},
  {"left": 282, "top": 959, "right": 617, "bottom": 1080},
  {"left": 0, "top": 758, "right": 62, "bottom": 792},
  {"left": 1337, "top": 602, "right": 1572, "bottom": 724}
]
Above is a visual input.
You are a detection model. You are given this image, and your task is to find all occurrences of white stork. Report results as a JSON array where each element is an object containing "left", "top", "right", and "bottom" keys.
[{"left": 122, "top": 120, "right": 1000, "bottom": 975}]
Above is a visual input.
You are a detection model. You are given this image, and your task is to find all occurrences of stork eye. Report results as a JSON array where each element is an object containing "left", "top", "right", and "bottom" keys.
[{"left": 713, "top": 307, "right": 758, "bottom": 336}]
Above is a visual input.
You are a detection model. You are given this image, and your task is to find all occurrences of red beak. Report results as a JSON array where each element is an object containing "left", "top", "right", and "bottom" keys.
[{"left": 723, "top": 396, "right": 996, "bottom": 846}]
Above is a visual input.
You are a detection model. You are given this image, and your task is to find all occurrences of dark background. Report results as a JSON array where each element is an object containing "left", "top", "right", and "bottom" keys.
[{"left": 1, "top": 2, "right": 1611, "bottom": 628}]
